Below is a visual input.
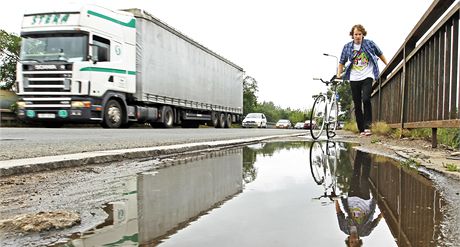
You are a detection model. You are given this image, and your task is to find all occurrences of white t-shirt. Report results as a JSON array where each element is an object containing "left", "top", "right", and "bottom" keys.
[
  {"left": 350, "top": 43, "right": 374, "bottom": 81},
  {"left": 347, "top": 196, "right": 373, "bottom": 224}
]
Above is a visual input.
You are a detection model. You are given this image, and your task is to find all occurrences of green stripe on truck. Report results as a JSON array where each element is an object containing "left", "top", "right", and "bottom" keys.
[
  {"left": 80, "top": 67, "right": 136, "bottom": 75},
  {"left": 87, "top": 10, "right": 136, "bottom": 28}
]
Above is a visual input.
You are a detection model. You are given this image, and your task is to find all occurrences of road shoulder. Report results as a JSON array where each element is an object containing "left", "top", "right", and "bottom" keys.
[{"left": 335, "top": 130, "right": 460, "bottom": 180}]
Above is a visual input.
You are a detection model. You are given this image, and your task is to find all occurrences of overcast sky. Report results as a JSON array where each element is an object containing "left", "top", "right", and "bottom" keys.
[{"left": 1, "top": 0, "right": 447, "bottom": 109}]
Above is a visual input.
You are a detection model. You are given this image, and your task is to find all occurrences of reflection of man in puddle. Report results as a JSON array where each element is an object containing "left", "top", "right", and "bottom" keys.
[{"left": 335, "top": 150, "right": 383, "bottom": 247}]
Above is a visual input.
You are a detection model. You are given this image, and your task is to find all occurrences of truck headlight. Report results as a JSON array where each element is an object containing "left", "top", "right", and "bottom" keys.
[{"left": 71, "top": 101, "right": 91, "bottom": 108}]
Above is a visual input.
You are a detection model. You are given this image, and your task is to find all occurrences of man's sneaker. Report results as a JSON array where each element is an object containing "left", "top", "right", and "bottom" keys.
[
  {"left": 364, "top": 129, "right": 372, "bottom": 136},
  {"left": 360, "top": 132, "right": 367, "bottom": 137}
]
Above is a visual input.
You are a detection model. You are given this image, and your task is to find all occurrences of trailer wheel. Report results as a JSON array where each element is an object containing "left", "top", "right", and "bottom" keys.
[
  {"left": 210, "top": 111, "right": 219, "bottom": 127},
  {"left": 162, "top": 106, "right": 174, "bottom": 128},
  {"left": 225, "top": 113, "right": 232, "bottom": 128},
  {"left": 101, "top": 99, "right": 123, "bottom": 128},
  {"left": 217, "top": 112, "right": 226, "bottom": 128}
]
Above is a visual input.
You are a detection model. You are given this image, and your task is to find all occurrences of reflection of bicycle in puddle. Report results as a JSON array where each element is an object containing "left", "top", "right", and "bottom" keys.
[{"left": 309, "top": 140, "right": 344, "bottom": 205}]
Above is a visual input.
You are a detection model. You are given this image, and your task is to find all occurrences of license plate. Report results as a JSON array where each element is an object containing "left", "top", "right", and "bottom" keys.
[{"left": 38, "top": 113, "right": 56, "bottom": 119}]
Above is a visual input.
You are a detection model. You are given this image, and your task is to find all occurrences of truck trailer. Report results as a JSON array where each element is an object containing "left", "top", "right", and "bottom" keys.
[{"left": 15, "top": 4, "right": 244, "bottom": 128}]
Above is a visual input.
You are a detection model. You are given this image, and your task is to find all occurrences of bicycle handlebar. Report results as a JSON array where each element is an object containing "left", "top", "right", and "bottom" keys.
[{"left": 313, "top": 75, "right": 344, "bottom": 85}]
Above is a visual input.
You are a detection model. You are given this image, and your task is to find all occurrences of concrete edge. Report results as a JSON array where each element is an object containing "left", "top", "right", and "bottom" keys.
[
  {"left": 353, "top": 142, "right": 460, "bottom": 181},
  {"left": 0, "top": 133, "right": 304, "bottom": 177}
]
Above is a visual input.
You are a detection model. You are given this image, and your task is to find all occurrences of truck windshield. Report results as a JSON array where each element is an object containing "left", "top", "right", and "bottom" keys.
[{"left": 20, "top": 33, "right": 88, "bottom": 63}]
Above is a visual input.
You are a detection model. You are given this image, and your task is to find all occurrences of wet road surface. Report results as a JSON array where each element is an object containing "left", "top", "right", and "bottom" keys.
[{"left": 0, "top": 140, "right": 459, "bottom": 246}]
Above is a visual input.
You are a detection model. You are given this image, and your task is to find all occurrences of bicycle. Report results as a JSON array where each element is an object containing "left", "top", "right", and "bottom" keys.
[
  {"left": 309, "top": 140, "right": 343, "bottom": 204},
  {"left": 310, "top": 75, "right": 343, "bottom": 140}
]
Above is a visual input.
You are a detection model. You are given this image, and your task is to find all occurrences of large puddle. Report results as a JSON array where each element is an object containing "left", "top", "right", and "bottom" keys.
[{"left": 61, "top": 141, "right": 456, "bottom": 246}]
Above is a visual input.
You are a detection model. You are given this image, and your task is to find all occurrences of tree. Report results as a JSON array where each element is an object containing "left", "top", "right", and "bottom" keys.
[
  {"left": 289, "top": 109, "right": 306, "bottom": 124},
  {"left": 243, "top": 76, "right": 258, "bottom": 115},
  {"left": 0, "top": 30, "right": 21, "bottom": 90},
  {"left": 254, "top": 101, "right": 280, "bottom": 123}
]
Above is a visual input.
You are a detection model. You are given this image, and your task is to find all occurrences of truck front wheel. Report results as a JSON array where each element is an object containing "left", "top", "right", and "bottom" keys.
[{"left": 101, "top": 99, "right": 123, "bottom": 128}]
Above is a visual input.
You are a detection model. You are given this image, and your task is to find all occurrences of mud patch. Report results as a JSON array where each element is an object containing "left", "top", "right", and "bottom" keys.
[{"left": 0, "top": 211, "right": 80, "bottom": 232}]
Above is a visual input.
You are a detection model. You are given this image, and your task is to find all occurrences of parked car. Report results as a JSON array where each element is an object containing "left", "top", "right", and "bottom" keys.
[
  {"left": 294, "top": 122, "right": 305, "bottom": 129},
  {"left": 242, "top": 113, "right": 267, "bottom": 128},
  {"left": 304, "top": 120, "right": 317, "bottom": 129},
  {"left": 275, "top": 119, "right": 292, "bottom": 129},
  {"left": 336, "top": 121, "right": 344, "bottom": 130}
]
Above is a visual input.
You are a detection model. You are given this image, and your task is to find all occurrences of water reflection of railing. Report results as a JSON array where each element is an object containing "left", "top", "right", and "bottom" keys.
[{"left": 369, "top": 156, "right": 444, "bottom": 247}]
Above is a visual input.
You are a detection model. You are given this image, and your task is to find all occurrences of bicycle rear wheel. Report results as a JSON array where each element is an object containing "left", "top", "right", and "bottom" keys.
[
  {"left": 310, "top": 95, "right": 327, "bottom": 139},
  {"left": 326, "top": 98, "right": 339, "bottom": 139}
]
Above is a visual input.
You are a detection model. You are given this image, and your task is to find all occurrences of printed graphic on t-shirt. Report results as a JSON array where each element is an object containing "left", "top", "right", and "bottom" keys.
[
  {"left": 352, "top": 50, "right": 369, "bottom": 71},
  {"left": 350, "top": 207, "right": 366, "bottom": 224}
]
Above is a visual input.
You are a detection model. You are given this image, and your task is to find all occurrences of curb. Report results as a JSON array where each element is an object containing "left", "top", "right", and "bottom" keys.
[{"left": 0, "top": 133, "right": 305, "bottom": 177}]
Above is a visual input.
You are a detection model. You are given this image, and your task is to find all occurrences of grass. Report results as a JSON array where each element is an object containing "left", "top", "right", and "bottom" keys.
[
  {"left": 343, "top": 121, "right": 392, "bottom": 136},
  {"left": 370, "top": 136, "right": 381, "bottom": 144},
  {"left": 343, "top": 120, "right": 359, "bottom": 133},
  {"left": 401, "top": 158, "right": 421, "bottom": 168},
  {"left": 342, "top": 120, "right": 460, "bottom": 150},
  {"left": 371, "top": 122, "right": 392, "bottom": 136},
  {"left": 443, "top": 163, "right": 459, "bottom": 172}
]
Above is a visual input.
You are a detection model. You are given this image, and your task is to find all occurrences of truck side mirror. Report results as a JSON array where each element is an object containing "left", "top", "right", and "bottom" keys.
[
  {"left": 89, "top": 44, "right": 99, "bottom": 64},
  {"left": 87, "top": 55, "right": 97, "bottom": 64}
]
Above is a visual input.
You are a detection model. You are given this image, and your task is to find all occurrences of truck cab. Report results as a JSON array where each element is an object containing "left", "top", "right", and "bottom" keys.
[{"left": 16, "top": 4, "right": 136, "bottom": 127}]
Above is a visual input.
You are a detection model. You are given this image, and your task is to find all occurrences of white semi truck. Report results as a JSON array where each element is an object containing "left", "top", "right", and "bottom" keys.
[{"left": 15, "top": 4, "right": 244, "bottom": 128}]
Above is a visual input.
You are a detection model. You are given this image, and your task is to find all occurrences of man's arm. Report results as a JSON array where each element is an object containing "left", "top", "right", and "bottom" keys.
[
  {"left": 337, "top": 63, "right": 345, "bottom": 78},
  {"left": 379, "top": 54, "right": 388, "bottom": 65},
  {"left": 335, "top": 200, "right": 342, "bottom": 213}
]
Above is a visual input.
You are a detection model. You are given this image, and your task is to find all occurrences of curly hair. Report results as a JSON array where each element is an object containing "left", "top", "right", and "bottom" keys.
[{"left": 349, "top": 24, "right": 367, "bottom": 37}]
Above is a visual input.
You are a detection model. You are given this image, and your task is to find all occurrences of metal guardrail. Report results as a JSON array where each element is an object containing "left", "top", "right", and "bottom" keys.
[
  {"left": 372, "top": 0, "right": 459, "bottom": 147},
  {"left": 0, "top": 109, "right": 17, "bottom": 126}
]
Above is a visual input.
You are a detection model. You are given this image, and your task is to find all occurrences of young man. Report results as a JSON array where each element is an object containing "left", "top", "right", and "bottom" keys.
[{"left": 337, "top": 24, "right": 388, "bottom": 136}]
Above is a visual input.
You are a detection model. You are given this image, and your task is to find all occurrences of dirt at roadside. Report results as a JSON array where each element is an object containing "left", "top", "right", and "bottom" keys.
[{"left": 334, "top": 130, "right": 460, "bottom": 180}]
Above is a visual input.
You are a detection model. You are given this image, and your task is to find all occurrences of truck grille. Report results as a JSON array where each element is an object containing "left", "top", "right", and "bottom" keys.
[
  {"left": 22, "top": 64, "right": 73, "bottom": 93},
  {"left": 23, "top": 72, "right": 72, "bottom": 93}
]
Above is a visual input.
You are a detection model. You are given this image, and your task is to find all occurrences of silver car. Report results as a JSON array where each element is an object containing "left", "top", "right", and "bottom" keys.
[{"left": 275, "top": 119, "right": 292, "bottom": 129}]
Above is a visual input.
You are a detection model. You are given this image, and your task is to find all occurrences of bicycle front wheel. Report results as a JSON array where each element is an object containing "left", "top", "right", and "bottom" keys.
[
  {"left": 309, "top": 141, "right": 325, "bottom": 185},
  {"left": 310, "top": 95, "right": 327, "bottom": 139},
  {"left": 326, "top": 98, "right": 339, "bottom": 139}
]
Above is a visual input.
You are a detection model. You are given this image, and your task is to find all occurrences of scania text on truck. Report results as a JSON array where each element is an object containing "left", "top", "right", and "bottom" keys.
[{"left": 15, "top": 4, "right": 244, "bottom": 128}]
